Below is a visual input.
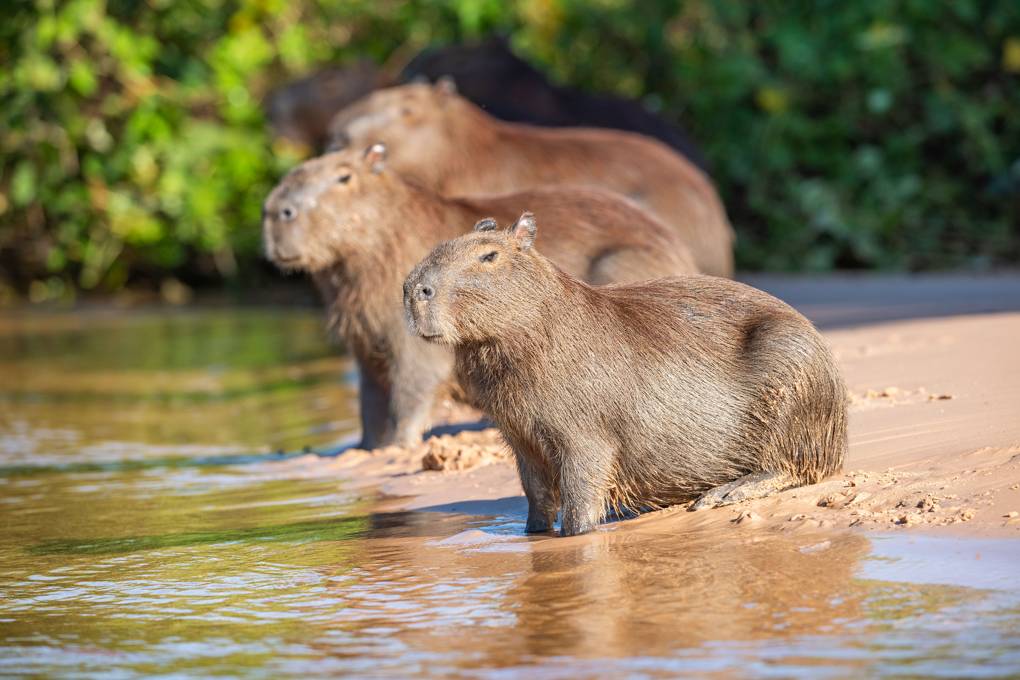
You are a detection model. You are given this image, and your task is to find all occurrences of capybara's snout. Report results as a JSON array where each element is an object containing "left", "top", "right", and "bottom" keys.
[
  {"left": 262, "top": 191, "right": 306, "bottom": 265},
  {"left": 402, "top": 267, "right": 446, "bottom": 341}
]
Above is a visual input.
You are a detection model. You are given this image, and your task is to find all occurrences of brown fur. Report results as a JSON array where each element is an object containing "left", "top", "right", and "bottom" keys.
[
  {"left": 263, "top": 146, "right": 698, "bottom": 449},
  {"left": 404, "top": 214, "right": 848, "bottom": 536},
  {"left": 329, "top": 83, "right": 735, "bottom": 277}
]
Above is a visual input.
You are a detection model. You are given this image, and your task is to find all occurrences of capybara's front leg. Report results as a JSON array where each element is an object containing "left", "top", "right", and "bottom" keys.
[
  {"left": 514, "top": 452, "right": 559, "bottom": 534},
  {"left": 558, "top": 444, "right": 612, "bottom": 536},
  {"left": 357, "top": 368, "right": 391, "bottom": 450},
  {"left": 387, "top": 341, "right": 455, "bottom": 448}
]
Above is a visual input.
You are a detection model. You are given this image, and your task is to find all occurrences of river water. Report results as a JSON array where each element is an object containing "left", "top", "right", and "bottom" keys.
[{"left": 1, "top": 307, "right": 1018, "bottom": 678}]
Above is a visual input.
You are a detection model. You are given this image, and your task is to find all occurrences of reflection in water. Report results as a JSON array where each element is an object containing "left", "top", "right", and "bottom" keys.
[
  {"left": 313, "top": 527, "right": 875, "bottom": 673},
  {"left": 0, "top": 308, "right": 359, "bottom": 465},
  {"left": 1, "top": 308, "right": 1019, "bottom": 678}
]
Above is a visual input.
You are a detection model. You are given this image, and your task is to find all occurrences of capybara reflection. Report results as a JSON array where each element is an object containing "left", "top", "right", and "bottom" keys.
[
  {"left": 329, "top": 82, "right": 734, "bottom": 277},
  {"left": 263, "top": 145, "right": 698, "bottom": 449},
  {"left": 404, "top": 213, "right": 847, "bottom": 536}
]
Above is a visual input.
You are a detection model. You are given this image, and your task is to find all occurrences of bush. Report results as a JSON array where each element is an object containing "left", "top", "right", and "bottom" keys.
[{"left": 1, "top": 0, "right": 1018, "bottom": 301}]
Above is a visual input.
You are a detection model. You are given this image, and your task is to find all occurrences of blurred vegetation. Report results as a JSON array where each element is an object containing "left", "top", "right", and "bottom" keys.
[{"left": 1, "top": 0, "right": 1018, "bottom": 302}]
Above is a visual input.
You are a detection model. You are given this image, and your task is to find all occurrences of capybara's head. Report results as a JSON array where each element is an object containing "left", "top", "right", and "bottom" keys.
[
  {"left": 404, "top": 212, "right": 549, "bottom": 344},
  {"left": 328, "top": 80, "right": 460, "bottom": 169},
  {"left": 262, "top": 143, "right": 394, "bottom": 272}
]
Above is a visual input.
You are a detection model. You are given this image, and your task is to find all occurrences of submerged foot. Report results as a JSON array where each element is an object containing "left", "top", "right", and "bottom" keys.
[{"left": 690, "top": 471, "right": 795, "bottom": 511}]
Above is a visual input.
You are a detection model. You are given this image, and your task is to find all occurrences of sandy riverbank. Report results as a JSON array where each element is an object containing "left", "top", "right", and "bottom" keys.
[{"left": 269, "top": 275, "right": 1020, "bottom": 539}]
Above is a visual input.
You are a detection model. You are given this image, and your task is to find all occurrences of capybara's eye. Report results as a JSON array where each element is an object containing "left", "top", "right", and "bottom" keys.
[
  {"left": 479, "top": 251, "right": 498, "bottom": 263},
  {"left": 337, "top": 174, "right": 351, "bottom": 184}
]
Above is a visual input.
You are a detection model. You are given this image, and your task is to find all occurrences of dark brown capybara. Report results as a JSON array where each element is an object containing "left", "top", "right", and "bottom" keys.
[
  {"left": 328, "top": 82, "right": 734, "bottom": 277},
  {"left": 263, "top": 144, "right": 698, "bottom": 449},
  {"left": 265, "top": 60, "right": 386, "bottom": 151},
  {"left": 403, "top": 213, "right": 847, "bottom": 536}
]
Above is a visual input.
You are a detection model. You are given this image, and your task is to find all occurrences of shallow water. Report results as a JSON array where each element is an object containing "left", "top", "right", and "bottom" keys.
[{"left": 1, "top": 308, "right": 1019, "bottom": 678}]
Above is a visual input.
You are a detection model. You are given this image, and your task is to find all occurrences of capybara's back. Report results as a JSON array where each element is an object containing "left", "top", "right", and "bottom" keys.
[{"left": 592, "top": 278, "right": 847, "bottom": 510}]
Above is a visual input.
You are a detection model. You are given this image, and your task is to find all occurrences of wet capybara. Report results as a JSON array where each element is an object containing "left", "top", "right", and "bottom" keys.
[
  {"left": 404, "top": 213, "right": 847, "bottom": 536},
  {"left": 329, "top": 82, "right": 734, "bottom": 277},
  {"left": 263, "top": 145, "right": 698, "bottom": 449}
]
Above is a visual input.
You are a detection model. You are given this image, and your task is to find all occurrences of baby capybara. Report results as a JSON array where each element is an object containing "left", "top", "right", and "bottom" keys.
[
  {"left": 404, "top": 213, "right": 847, "bottom": 536},
  {"left": 263, "top": 144, "right": 697, "bottom": 449},
  {"left": 329, "top": 82, "right": 734, "bottom": 277}
]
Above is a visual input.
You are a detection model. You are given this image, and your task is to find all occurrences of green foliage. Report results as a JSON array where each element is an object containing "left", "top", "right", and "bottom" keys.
[
  {"left": 2, "top": 0, "right": 1018, "bottom": 300},
  {"left": 513, "top": 0, "right": 1020, "bottom": 271}
]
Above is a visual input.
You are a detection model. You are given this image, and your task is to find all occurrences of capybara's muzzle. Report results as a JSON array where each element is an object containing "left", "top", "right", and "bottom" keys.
[{"left": 403, "top": 273, "right": 444, "bottom": 340}]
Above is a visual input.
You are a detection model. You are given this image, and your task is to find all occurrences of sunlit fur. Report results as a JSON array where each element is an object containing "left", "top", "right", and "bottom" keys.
[
  {"left": 329, "top": 82, "right": 735, "bottom": 277},
  {"left": 262, "top": 148, "right": 698, "bottom": 448},
  {"left": 404, "top": 222, "right": 848, "bottom": 536}
]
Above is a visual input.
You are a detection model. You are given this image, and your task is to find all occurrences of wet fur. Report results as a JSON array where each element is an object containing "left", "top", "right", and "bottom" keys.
[
  {"left": 263, "top": 150, "right": 698, "bottom": 448},
  {"left": 404, "top": 225, "right": 848, "bottom": 536},
  {"left": 330, "top": 84, "right": 734, "bottom": 276}
]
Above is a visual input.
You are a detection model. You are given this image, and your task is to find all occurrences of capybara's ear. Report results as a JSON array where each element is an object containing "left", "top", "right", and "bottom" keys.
[
  {"left": 436, "top": 75, "right": 457, "bottom": 96},
  {"left": 363, "top": 143, "right": 387, "bottom": 174},
  {"left": 474, "top": 217, "right": 498, "bottom": 233},
  {"left": 510, "top": 212, "right": 536, "bottom": 250}
]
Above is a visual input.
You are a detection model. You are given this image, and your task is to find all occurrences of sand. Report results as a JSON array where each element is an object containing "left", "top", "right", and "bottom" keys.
[{"left": 272, "top": 275, "right": 1020, "bottom": 538}]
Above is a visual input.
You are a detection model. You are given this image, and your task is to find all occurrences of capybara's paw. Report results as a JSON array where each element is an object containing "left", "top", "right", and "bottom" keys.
[
  {"left": 524, "top": 516, "right": 554, "bottom": 534},
  {"left": 690, "top": 477, "right": 744, "bottom": 511},
  {"left": 558, "top": 514, "right": 598, "bottom": 536},
  {"left": 558, "top": 522, "right": 595, "bottom": 537},
  {"left": 691, "top": 471, "right": 795, "bottom": 511}
]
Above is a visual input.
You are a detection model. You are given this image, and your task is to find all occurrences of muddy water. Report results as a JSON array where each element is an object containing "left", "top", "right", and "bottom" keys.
[{"left": 1, "top": 308, "right": 1019, "bottom": 678}]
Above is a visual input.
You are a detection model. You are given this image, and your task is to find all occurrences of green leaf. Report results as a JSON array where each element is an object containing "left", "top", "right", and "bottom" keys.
[{"left": 10, "top": 162, "right": 37, "bottom": 207}]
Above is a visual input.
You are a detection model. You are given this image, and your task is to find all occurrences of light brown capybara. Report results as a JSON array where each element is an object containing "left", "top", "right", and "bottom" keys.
[
  {"left": 263, "top": 144, "right": 698, "bottom": 449},
  {"left": 403, "top": 212, "right": 847, "bottom": 536},
  {"left": 328, "top": 81, "right": 735, "bottom": 277}
]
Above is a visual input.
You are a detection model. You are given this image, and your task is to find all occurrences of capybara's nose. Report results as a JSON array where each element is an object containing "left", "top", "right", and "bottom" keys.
[{"left": 415, "top": 283, "right": 435, "bottom": 302}]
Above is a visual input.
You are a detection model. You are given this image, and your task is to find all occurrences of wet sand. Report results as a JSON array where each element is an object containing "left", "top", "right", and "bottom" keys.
[{"left": 275, "top": 274, "right": 1020, "bottom": 539}]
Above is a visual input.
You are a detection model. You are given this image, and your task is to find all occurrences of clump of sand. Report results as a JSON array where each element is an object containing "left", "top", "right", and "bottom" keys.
[
  {"left": 848, "top": 385, "right": 954, "bottom": 411},
  {"left": 420, "top": 429, "right": 508, "bottom": 472},
  {"left": 796, "top": 470, "right": 985, "bottom": 529}
]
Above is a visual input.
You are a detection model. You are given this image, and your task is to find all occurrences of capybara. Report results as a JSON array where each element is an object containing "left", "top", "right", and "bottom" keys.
[
  {"left": 265, "top": 61, "right": 385, "bottom": 150},
  {"left": 400, "top": 37, "right": 709, "bottom": 171},
  {"left": 329, "top": 82, "right": 734, "bottom": 277},
  {"left": 263, "top": 144, "right": 698, "bottom": 449},
  {"left": 403, "top": 213, "right": 847, "bottom": 536},
  {"left": 264, "top": 38, "right": 708, "bottom": 168}
]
